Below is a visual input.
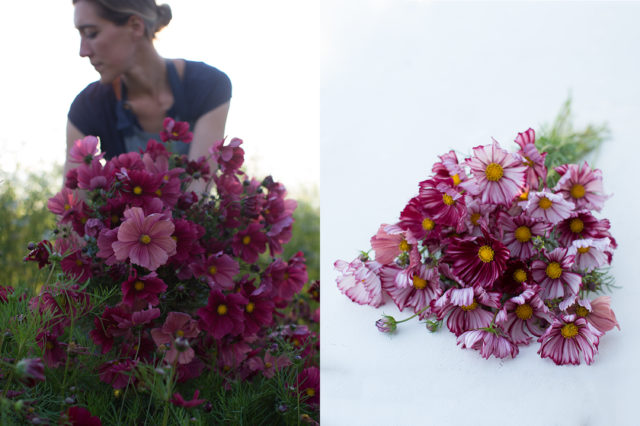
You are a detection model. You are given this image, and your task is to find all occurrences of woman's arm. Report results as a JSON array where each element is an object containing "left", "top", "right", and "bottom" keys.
[{"left": 187, "top": 101, "right": 231, "bottom": 193}]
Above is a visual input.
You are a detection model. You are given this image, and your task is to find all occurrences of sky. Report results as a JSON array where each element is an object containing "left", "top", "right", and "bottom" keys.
[{"left": 0, "top": 0, "right": 319, "bottom": 197}]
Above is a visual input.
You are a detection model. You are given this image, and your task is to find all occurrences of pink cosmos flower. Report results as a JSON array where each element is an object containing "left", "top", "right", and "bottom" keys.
[
  {"left": 60, "top": 250, "right": 93, "bottom": 283},
  {"left": 445, "top": 231, "right": 509, "bottom": 288},
  {"left": 431, "top": 150, "right": 479, "bottom": 193},
  {"left": 465, "top": 141, "right": 527, "bottom": 206},
  {"left": 493, "top": 260, "right": 531, "bottom": 296},
  {"left": 47, "top": 188, "right": 81, "bottom": 221},
  {"left": 169, "top": 219, "right": 205, "bottom": 264},
  {"left": 538, "top": 314, "right": 603, "bottom": 365},
  {"left": 160, "top": 117, "right": 193, "bottom": 143},
  {"left": 76, "top": 158, "right": 114, "bottom": 191},
  {"left": 397, "top": 196, "right": 441, "bottom": 243},
  {"left": 98, "top": 359, "right": 137, "bottom": 389},
  {"left": 121, "top": 271, "right": 168, "bottom": 308},
  {"left": 497, "top": 212, "right": 551, "bottom": 260},
  {"left": 334, "top": 257, "right": 384, "bottom": 308},
  {"left": 112, "top": 207, "right": 176, "bottom": 271},
  {"left": 463, "top": 197, "right": 495, "bottom": 237},
  {"left": 457, "top": 328, "right": 519, "bottom": 359},
  {"left": 381, "top": 263, "right": 442, "bottom": 317},
  {"left": 554, "top": 161, "right": 608, "bottom": 211},
  {"left": 258, "top": 351, "right": 292, "bottom": 379},
  {"left": 210, "top": 137, "right": 244, "bottom": 173},
  {"left": 418, "top": 180, "right": 467, "bottom": 230},
  {"left": 15, "top": 358, "right": 46, "bottom": 387},
  {"left": 192, "top": 252, "right": 239, "bottom": 290},
  {"left": 297, "top": 366, "right": 320, "bottom": 406},
  {"left": 151, "top": 312, "right": 200, "bottom": 365},
  {"left": 96, "top": 227, "right": 119, "bottom": 265},
  {"left": 523, "top": 189, "right": 575, "bottom": 224},
  {"left": 89, "top": 305, "right": 131, "bottom": 354},
  {"left": 240, "top": 283, "right": 275, "bottom": 337},
  {"left": 118, "top": 169, "right": 164, "bottom": 207},
  {"left": 531, "top": 248, "right": 582, "bottom": 300},
  {"left": 556, "top": 211, "right": 610, "bottom": 247},
  {"left": 514, "top": 128, "right": 547, "bottom": 190},
  {"left": 432, "top": 286, "right": 501, "bottom": 336},
  {"left": 232, "top": 223, "right": 267, "bottom": 264},
  {"left": 197, "top": 290, "right": 248, "bottom": 339},
  {"left": 496, "top": 285, "right": 552, "bottom": 344},
  {"left": 66, "top": 406, "right": 103, "bottom": 426},
  {"left": 370, "top": 224, "right": 410, "bottom": 264},
  {"left": 569, "top": 296, "right": 620, "bottom": 334},
  {"left": 171, "top": 390, "right": 206, "bottom": 408},
  {"left": 69, "top": 135, "right": 103, "bottom": 165},
  {"left": 567, "top": 238, "right": 611, "bottom": 272}
]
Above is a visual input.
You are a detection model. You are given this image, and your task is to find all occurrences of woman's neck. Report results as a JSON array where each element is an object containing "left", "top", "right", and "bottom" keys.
[{"left": 120, "top": 44, "right": 168, "bottom": 100}]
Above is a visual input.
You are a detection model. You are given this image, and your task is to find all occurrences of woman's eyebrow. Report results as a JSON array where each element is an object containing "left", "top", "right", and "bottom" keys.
[{"left": 76, "top": 24, "right": 97, "bottom": 32}]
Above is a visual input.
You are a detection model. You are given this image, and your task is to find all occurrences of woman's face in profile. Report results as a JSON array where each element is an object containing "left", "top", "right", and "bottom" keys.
[{"left": 74, "top": 1, "right": 137, "bottom": 83}]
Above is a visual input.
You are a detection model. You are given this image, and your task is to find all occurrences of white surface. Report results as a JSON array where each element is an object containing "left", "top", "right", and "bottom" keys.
[{"left": 321, "top": 2, "right": 640, "bottom": 425}]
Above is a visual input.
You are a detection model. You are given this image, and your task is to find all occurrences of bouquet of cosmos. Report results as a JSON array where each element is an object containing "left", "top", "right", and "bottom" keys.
[{"left": 335, "top": 128, "right": 619, "bottom": 365}]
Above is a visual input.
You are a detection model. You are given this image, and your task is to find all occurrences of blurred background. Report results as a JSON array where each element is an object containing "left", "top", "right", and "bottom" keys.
[{"left": 321, "top": 1, "right": 640, "bottom": 425}]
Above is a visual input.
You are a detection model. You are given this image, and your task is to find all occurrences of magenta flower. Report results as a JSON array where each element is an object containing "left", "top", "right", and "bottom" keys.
[
  {"left": 531, "top": 248, "right": 582, "bottom": 300},
  {"left": 169, "top": 219, "right": 205, "bottom": 264},
  {"left": 297, "top": 366, "right": 320, "bottom": 406},
  {"left": 514, "top": 128, "right": 547, "bottom": 190},
  {"left": 465, "top": 141, "right": 527, "bottom": 206},
  {"left": 523, "top": 189, "right": 575, "bottom": 224},
  {"left": 260, "top": 351, "right": 292, "bottom": 379},
  {"left": 432, "top": 286, "right": 501, "bottom": 336},
  {"left": 232, "top": 223, "right": 267, "bottom": 264},
  {"left": 60, "top": 250, "right": 93, "bottom": 283},
  {"left": 69, "top": 135, "right": 103, "bottom": 165},
  {"left": 445, "top": 231, "right": 509, "bottom": 288},
  {"left": 160, "top": 117, "right": 193, "bottom": 143},
  {"left": 118, "top": 169, "right": 164, "bottom": 207},
  {"left": 210, "top": 137, "right": 245, "bottom": 173},
  {"left": 121, "top": 271, "right": 168, "bottom": 308},
  {"left": 171, "top": 390, "right": 206, "bottom": 408},
  {"left": 47, "top": 188, "right": 81, "bottom": 220},
  {"left": 98, "top": 359, "right": 137, "bottom": 389},
  {"left": 151, "top": 312, "right": 200, "bottom": 365},
  {"left": 554, "top": 161, "right": 608, "bottom": 211},
  {"left": 192, "top": 252, "right": 239, "bottom": 290},
  {"left": 197, "top": 290, "right": 248, "bottom": 339},
  {"left": 112, "top": 207, "right": 176, "bottom": 271},
  {"left": 370, "top": 224, "right": 410, "bottom": 264},
  {"left": 382, "top": 264, "right": 442, "bottom": 317},
  {"left": 497, "top": 212, "right": 551, "bottom": 260},
  {"left": 538, "top": 314, "right": 603, "bottom": 365},
  {"left": 334, "top": 257, "right": 384, "bottom": 308},
  {"left": 457, "top": 328, "right": 519, "bottom": 359},
  {"left": 89, "top": 305, "right": 131, "bottom": 354},
  {"left": 418, "top": 180, "right": 467, "bottom": 230},
  {"left": 96, "top": 227, "right": 119, "bottom": 266},
  {"left": 496, "top": 285, "right": 552, "bottom": 344},
  {"left": 397, "top": 196, "right": 441, "bottom": 242},
  {"left": 66, "top": 406, "right": 103, "bottom": 426}
]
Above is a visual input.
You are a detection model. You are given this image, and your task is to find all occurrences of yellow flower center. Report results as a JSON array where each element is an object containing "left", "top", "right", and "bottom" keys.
[
  {"left": 561, "top": 323, "right": 579, "bottom": 339},
  {"left": 422, "top": 218, "right": 435, "bottom": 231},
  {"left": 140, "top": 234, "right": 151, "bottom": 244},
  {"left": 442, "top": 193, "right": 455, "bottom": 206},
  {"left": 470, "top": 212, "right": 481, "bottom": 225},
  {"left": 514, "top": 226, "right": 532, "bottom": 243},
  {"left": 155, "top": 189, "right": 162, "bottom": 197},
  {"left": 577, "top": 246, "right": 590, "bottom": 254},
  {"left": 523, "top": 156, "right": 534, "bottom": 167},
  {"left": 64, "top": 203, "right": 71, "bottom": 211},
  {"left": 242, "top": 235, "right": 251, "bottom": 245},
  {"left": 208, "top": 265, "right": 217, "bottom": 275},
  {"left": 176, "top": 329, "right": 185, "bottom": 337},
  {"left": 451, "top": 174, "right": 461, "bottom": 186},
  {"left": 570, "top": 184, "right": 586, "bottom": 199},
  {"left": 575, "top": 306, "right": 589, "bottom": 317},
  {"left": 265, "top": 362, "right": 273, "bottom": 368},
  {"left": 75, "top": 259, "right": 83, "bottom": 266},
  {"left": 217, "top": 304, "right": 228, "bottom": 315},
  {"left": 478, "top": 245, "right": 494, "bottom": 263},
  {"left": 515, "top": 303, "right": 533, "bottom": 320},
  {"left": 545, "top": 262, "right": 563, "bottom": 279},
  {"left": 412, "top": 276, "right": 427, "bottom": 290},
  {"left": 518, "top": 190, "right": 529, "bottom": 201},
  {"left": 246, "top": 302, "right": 255, "bottom": 313},
  {"left": 569, "top": 218, "right": 584, "bottom": 233},
  {"left": 134, "top": 281, "right": 145, "bottom": 291},
  {"left": 172, "top": 131, "right": 180, "bottom": 137},
  {"left": 45, "top": 341, "right": 55, "bottom": 350},
  {"left": 305, "top": 388, "right": 316, "bottom": 397},
  {"left": 111, "top": 214, "right": 120, "bottom": 224},
  {"left": 513, "top": 268, "right": 527, "bottom": 283},
  {"left": 485, "top": 163, "right": 504, "bottom": 182},
  {"left": 114, "top": 389, "right": 122, "bottom": 398},
  {"left": 399, "top": 239, "right": 410, "bottom": 252},
  {"left": 538, "top": 196, "right": 552, "bottom": 210},
  {"left": 133, "top": 186, "right": 143, "bottom": 195},
  {"left": 461, "top": 299, "right": 478, "bottom": 311}
]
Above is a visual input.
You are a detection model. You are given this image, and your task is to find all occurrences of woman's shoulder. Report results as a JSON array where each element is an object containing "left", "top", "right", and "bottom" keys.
[
  {"left": 176, "top": 59, "right": 232, "bottom": 116},
  {"left": 182, "top": 60, "right": 231, "bottom": 87},
  {"left": 72, "top": 80, "right": 116, "bottom": 104}
]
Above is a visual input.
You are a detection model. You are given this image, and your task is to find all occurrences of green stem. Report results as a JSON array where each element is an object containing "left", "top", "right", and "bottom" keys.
[{"left": 395, "top": 305, "right": 431, "bottom": 324}]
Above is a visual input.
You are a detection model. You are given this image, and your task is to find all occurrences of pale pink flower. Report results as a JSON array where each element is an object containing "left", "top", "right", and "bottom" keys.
[
  {"left": 334, "top": 257, "right": 384, "bottom": 308},
  {"left": 567, "top": 238, "right": 611, "bottom": 272},
  {"left": 112, "top": 207, "right": 176, "bottom": 271},
  {"left": 457, "top": 328, "right": 519, "bottom": 359},
  {"left": 523, "top": 189, "right": 575, "bottom": 224},
  {"left": 465, "top": 141, "right": 527, "bottom": 206},
  {"left": 554, "top": 162, "right": 608, "bottom": 211},
  {"left": 69, "top": 135, "right": 103, "bottom": 165},
  {"left": 570, "top": 296, "right": 620, "bottom": 334},
  {"left": 538, "top": 314, "right": 603, "bottom": 365},
  {"left": 496, "top": 285, "right": 552, "bottom": 344},
  {"left": 381, "top": 264, "right": 442, "bottom": 317},
  {"left": 370, "top": 224, "right": 409, "bottom": 265},
  {"left": 531, "top": 248, "right": 582, "bottom": 300},
  {"left": 497, "top": 212, "right": 551, "bottom": 261},
  {"left": 514, "top": 128, "right": 547, "bottom": 190},
  {"left": 151, "top": 312, "right": 200, "bottom": 365},
  {"left": 432, "top": 286, "right": 501, "bottom": 336}
]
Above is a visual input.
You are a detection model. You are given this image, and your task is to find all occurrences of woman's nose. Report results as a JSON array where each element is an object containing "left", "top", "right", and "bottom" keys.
[{"left": 79, "top": 38, "right": 92, "bottom": 57}]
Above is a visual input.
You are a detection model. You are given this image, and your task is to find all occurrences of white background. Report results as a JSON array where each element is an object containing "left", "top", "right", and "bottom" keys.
[
  {"left": 321, "top": 1, "right": 640, "bottom": 425},
  {"left": 0, "top": 0, "right": 319, "bottom": 195}
]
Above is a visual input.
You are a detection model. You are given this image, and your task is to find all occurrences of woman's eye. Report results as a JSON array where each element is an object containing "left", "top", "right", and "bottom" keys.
[{"left": 86, "top": 31, "right": 98, "bottom": 39}]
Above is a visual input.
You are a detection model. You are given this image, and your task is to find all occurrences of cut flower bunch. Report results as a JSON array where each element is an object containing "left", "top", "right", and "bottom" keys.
[
  {"left": 1, "top": 118, "right": 318, "bottom": 425},
  {"left": 336, "top": 119, "right": 618, "bottom": 366}
]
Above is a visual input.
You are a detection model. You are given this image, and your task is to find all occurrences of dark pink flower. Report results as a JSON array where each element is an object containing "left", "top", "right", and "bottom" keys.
[
  {"left": 445, "top": 231, "right": 509, "bottom": 288},
  {"left": 496, "top": 285, "right": 552, "bottom": 344},
  {"left": 297, "top": 367, "right": 319, "bottom": 406},
  {"left": 240, "top": 283, "right": 275, "bottom": 337},
  {"left": 90, "top": 305, "right": 131, "bottom": 353},
  {"left": 418, "top": 180, "right": 467, "bottom": 230},
  {"left": 497, "top": 212, "right": 551, "bottom": 260},
  {"left": 76, "top": 157, "right": 114, "bottom": 191},
  {"left": 160, "top": 117, "right": 193, "bottom": 143},
  {"left": 112, "top": 207, "right": 176, "bottom": 271},
  {"left": 36, "top": 331, "right": 66, "bottom": 368},
  {"left": 47, "top": 188, "right": 81, "bottom": 220},
  {"left": 121, "top": 271, "right": 168, "bottom": 309},
  {"left": 210, "top": 137, "right": 244, "bottom": 173},
  {"left": 98, "top": 359, "right": 137, "bottom": 389},
  {"left": 531, "top": 248, "right": 582, "bottom": 300},
  {"left": 118, "top": 169, "right": 164, "bottom": 207},
  {"left": 15, "top": 358, "right": 45, "bottom": 387},
  {"left": 514, "top": 128, "right": 547, "bottom": 190},
  {"left": 556, "top": 212, "right": 615, "bottom": 248},
  {"left": 66, "top": 406, "right": 103, "bottom": 426},
  {"left": 397, "top": 196, "right": 441, "bottom": 242},
  {"left": 24, "top": 240, "right": 53, "bottom": 269},
  {"left": 538, "top": 314, "right": 603, "bottom": 365},
  {"left": 197, "top": 290, "right": 248, "bottom": 339},
  {"left": 457, "top": 328, "right": 519, "bottom": 359},
  {"left": 60, "top": 250, "right": 93, "bottom": 283},
  {"left": 554, "top": 161, "right": 608, "bottom": 211},
  {"left": 231, "top": 223, "right": 267, "bottom": 264},
  {"left": 171, "top": 390, "right": 205, "bottom": 408},
  {"left": 381, "top": 263, "right": 442, "bottom": 317},
  {"left": 151, "top": 312, "right": 200, "bottom": 365},
  {"left": 192, "top": 252, "right": 239, "bottom": 290},
  {"left": 432, "top": 286, "right": 501, "bottom": 336},
  {"left": 96, "top": 227, "right": 119, "bottom": 265}
]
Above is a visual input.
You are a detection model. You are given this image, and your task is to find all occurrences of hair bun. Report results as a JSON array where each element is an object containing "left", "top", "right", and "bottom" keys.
[{"left": 155, "top": 4, "right": 172, "bottom": 32}]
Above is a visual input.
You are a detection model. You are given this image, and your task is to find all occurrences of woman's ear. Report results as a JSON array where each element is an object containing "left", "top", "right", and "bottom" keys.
[{"left": 126, "top": 14, "right": 147, "bottom": 39}]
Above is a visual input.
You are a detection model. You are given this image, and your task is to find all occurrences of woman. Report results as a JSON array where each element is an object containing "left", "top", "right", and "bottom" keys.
[{"left": 66, "top": 0, "right": 231, "bottom": 186}]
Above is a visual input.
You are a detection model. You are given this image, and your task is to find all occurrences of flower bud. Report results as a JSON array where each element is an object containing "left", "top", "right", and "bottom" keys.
[{"left": 375, "top": 315, "right": 397, "bottom": 333}]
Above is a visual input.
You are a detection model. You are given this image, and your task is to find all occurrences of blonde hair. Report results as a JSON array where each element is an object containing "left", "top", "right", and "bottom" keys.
[{"left": 73, "top": 0, "right": 172, "bottom": 38}]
